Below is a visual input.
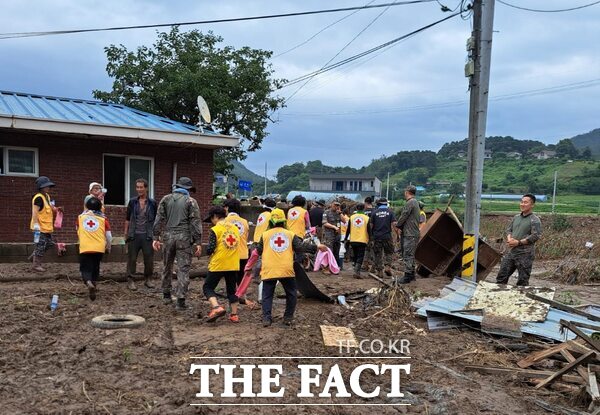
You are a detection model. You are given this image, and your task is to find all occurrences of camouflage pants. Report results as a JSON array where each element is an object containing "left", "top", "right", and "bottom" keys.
[
  {"left": 402, "top": 236, "right": 418, "bottom": 275},
  {"left": 372, "top": 238, "right": 394, "bottom": 272},
  {"left": 34, "top": 233, "right": 55, "bottom": 257},
  {"left": 161, "top": 238, "right": 193, "bottom": 299},
  {"left": 496, "top": 248, "right": 535, "bottom": 286}
]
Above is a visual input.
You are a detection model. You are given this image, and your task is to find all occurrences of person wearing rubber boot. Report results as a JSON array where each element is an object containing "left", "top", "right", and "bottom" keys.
[
  {"left": 256, "top": 208, "right": 304, "bottom": 327},
  {"left": 496, "top": 194, "right": 542, "bottom": 287},
  {"left": 77, "top": 197, "right": 112, "bottom": 301},
  {"left": 202, "top": 206, "right": 241, "bottom": 323},
  {"left": 124, "top": 178, "right": 157, "bottom": 291},
  {"left": 395, "top": 186, "right": 421, "bottom": 284},
  {"left": 345, "top": 203, "right": 370, "bottom": 279},
  {"left": 361, "top": 196, "right": 375, "bottom": 272},
  {"left": 369, "top": 197, "right": 397, "bottom": 279},
  {"left": 152, "top": 177, "right": 202, "bottom": 311},
  {"left": 223, "top": 198, "right": 256, "bottom": 309},
  {"left": 30, "top": 176, "right": 62, "bottom": 272}
]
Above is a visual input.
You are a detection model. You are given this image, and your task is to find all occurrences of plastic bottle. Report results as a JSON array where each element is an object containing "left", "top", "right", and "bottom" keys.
[
  {"left": 50, "top": 294, "right": 59, "bottom": 311},
  {"left": 33, "top": 223, "right": 40, "bottom": 244}
]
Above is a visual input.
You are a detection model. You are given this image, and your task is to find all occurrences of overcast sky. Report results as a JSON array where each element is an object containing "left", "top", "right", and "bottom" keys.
[{"left": 1, "top": 0, "right": 599, "bottom": 177}]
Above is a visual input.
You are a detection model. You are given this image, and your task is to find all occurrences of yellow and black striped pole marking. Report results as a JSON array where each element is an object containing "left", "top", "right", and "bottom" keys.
[{"left": 461, "top": 234, "right": 476, "bottom": 280}]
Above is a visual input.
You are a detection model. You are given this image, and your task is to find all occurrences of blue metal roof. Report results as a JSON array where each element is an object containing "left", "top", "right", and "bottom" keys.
[
  {"left": 417, "top": 278, "right": 596, "bottom": 342},
  {"left": 0, "top": 90, "right": 216, "bottom": 135}
]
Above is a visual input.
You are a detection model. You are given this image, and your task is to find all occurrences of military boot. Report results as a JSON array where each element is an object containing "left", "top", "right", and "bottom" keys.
[
  {"left": 396, "top": 272, "right": 415, "bottom": 284},
  {"left": 32, "top": 256, "right": 45, "bottom": 272}
]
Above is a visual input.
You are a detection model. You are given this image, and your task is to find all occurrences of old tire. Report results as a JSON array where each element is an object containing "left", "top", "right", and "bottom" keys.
[{"left": 91, "top": 314, "right": 145, "bottom": 329}]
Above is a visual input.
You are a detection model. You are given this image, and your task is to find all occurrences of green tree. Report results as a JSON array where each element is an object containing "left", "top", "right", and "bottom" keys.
[
  {"left": 581, "top": 147, "right": 593, "bottom": 160},
  {"left": 448, "top": 182, "right": 464, "bottom": 197},
  {"left": 93, "top": 27, "right": 285, "bottom": 173},
  {"left": 555, "top": 138, "right": 579, "bottom": 159}
]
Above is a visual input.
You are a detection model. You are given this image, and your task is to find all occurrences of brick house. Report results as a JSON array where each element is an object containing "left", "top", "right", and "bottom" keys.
[{"left": 0, "top": 91, "right": 238, "bottom": 243}]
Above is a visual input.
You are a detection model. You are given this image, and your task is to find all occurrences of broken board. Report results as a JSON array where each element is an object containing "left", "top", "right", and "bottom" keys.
[
  {"left": 320, "top": 325, "right": 358, "bottom": 348},
  {"left": 464, "top": 281, "right": 555, "bottom": 322}
]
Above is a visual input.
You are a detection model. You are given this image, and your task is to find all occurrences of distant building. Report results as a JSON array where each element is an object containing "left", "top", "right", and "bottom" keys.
[
  {"left": 506, "top": 151, "right": 522, "bottom": 159},
  {"left": 457, "top": 151, "right": 466, "bottom": 158},
  {"left": 532, "top": 150, "right": 557, "bottom": 160},
  {"left": 308, "top": 174, "right": 381, "bottom": 195},
  {"left": 484, "top": 149, "right": 492, "bottom": 159}
]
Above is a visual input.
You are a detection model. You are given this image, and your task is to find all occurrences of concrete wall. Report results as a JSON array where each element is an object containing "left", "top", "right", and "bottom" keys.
[{"left": 0, "top": 130, "right": 214, "bottom": 243}]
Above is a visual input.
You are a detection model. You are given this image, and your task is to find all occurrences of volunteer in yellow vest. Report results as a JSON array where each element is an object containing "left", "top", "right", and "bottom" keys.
[
  {"left": 344, "top": 203, "right": 370, "bottom": 279},
  {"left": 77, "top": 197, "right": 112, "bottom": 301},
  {"left": 418, "top": 201, "right": 427, "bottom": 231},
  {"left": 202, "top": 206, "right": 241, "bottom": 323},
  {"left": 256, "top": 208, "right": 304, "bottom": 327},
  {"left": 30, "top": 176, "right": 62, "bottom": 272},
  {"left": 253, "top": 198, "right": 277, "bottom": 245},
  {"left": 287, "top": 195, "right": 311, "bottom": 238}
]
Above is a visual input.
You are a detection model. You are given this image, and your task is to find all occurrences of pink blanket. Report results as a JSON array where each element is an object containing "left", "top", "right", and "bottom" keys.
[
  {"left": 313, "top": 248, "right": 340, "bottom": 274},
  {"left": 235, "top": 249, "right": 260, "bottom": 298}
]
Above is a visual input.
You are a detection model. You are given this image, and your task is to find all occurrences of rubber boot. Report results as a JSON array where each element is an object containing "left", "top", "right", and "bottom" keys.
[
  {"left": 163, "top": 292, "right": 173, "bottom": 304},
  {"left": 397, "top": 272, "right": 415, "bottom": 284},
  {"left": 353, "top": 264, "right": 363, "bottom": 279},
  {"left": 32, "top": 256, "right": 45, "bottom": 272},
  {"left": 176, "top": 298, "right": 188, "bottom": 311},
  {"left": 86, "top": 280, "right": 97, "bottom": 301},
  {"left": 144, "top": 276, "right": 155, "bottom": 289},
  {"left": 127, "top": 277, "right": 137, "bottom": 291}
]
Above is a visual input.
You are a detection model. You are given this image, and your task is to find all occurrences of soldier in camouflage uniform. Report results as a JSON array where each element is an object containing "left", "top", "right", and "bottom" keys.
[
  {"left": 369, "top": 197, "right": 397, "bottom": 278},
  {"left": 322, "top": 201, "right": 342, "bottom": 268},
  {"left": 395, "top": 185, "right": 421, "bottom": 284},
  {"left": 496, "top": 194, "right": 542, "bottom": 286},
  {"left": 152, "top": 177, "right": 203, "bottom": 310}
]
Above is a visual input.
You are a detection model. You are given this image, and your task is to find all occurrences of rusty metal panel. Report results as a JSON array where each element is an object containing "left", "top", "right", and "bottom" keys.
[{"left": 416, "top": 209, "right": 500, "bottom": 281}]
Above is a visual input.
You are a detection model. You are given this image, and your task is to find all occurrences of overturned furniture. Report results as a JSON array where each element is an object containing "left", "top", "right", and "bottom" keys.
[{"left": 416, "top": 209, "right": 500, "bottom": 281}]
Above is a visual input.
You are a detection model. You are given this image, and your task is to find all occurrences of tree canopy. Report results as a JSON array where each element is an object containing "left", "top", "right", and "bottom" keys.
[{"left": 93, "top": 27, "right": 285, "bottom": 173}]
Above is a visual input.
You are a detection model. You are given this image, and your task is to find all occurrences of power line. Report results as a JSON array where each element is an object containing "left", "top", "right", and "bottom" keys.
[
  {"left": 273, "top": 0, "right": 378, "bottom": 58},
  {"left": 280, "top": 78, "right": 600, "bottom": 116},
  {"left": 497, "top": 0, "right": 600, "bottom": 13},
  {"left": 279, "top": 11, "right": 462, "bottom": 89},
  {"left": 284, "top": 0, "right": 395, "bottom": 102},
  {"left": 0, "top": 1, "right": 438, "bottom": 40}
]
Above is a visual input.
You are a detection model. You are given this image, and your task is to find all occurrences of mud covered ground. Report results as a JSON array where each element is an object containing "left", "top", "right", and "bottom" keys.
[{"left": 1, "top": 258, "right": 599, "bottom": 415}]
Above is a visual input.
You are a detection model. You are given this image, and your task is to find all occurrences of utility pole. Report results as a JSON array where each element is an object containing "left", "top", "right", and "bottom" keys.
[
  {"left": 462, "top": 0, "right": 496, "bottom": 281},
  {"left": 551, "top": 170, "right": 557, "bottom": 214},
  {"left": 386, "top": 172, "right": 390, "bottom": 199}
]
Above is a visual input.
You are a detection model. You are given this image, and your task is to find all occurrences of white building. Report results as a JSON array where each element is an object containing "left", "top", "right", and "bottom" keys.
[{"left": 309, "top": 174, "right": 381, "bottom": 195}]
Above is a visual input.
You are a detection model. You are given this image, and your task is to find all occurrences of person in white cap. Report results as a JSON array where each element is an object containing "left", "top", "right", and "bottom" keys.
[{"left": 84, "top": 182, "right": 106, "bottom": 213}]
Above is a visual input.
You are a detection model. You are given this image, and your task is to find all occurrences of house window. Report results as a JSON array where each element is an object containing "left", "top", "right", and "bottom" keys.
[
  {"left": 103, "top": 154, "right": 153, "bottom": 205},
  {"left": 334, "top": 181, "right": 344, "bottom": 191},
  {"left": 359, "top": 181, "right": 363, "bottom": 191},
  {"left": 0, "top": 146, "right": 38, "bottom": 176}
]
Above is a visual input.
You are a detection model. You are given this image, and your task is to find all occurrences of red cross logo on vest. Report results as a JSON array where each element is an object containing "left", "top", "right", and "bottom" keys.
[
  {"left": 232, "top": 220, "right": 245, "bottom": 236},
  {"left": 223, "top": 231, "right": 238, "bottom": 249},
  {"left": 289, "top": 209, "right": 298, "bottom": 220},
  {"left": 258, "top": 215, "right": 264, "bottom": 224},
  {"left": 83, "top": 215, "right": 100, "bottom": 232},
  {"left": 354, "top": 217, "right": 364, "bottom": 228},
  {"left": 269, "top": 232, "right": 290, "bottom": 253}
]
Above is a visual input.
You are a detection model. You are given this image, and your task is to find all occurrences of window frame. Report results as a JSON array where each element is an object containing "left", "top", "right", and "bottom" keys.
[
  {"left": 102, "top": 153, "right": 154, "bottom": 206},
  {"left": 0, "top": 146, "right": 39, "bottom": 177}
]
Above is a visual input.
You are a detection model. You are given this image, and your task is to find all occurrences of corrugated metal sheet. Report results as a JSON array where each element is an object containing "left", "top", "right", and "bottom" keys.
[
  {"left": 417, "top": 278, "right": 597, "bottom": 342},
  {"left": 0, "top": 90, "right": 215, "bottom": 135}
]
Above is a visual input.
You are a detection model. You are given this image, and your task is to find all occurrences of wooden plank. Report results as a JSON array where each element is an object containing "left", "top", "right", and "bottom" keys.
[
  {"left": 534, "top": 351, "right": 595, "bottom": 389},
  {"left": 560, "top": 349, "right": 590, "bottom": 383},
  {"left": 561, "top": 320, "right": 600, "bottom": 353},
  {"left": 589, "top": 366, "right": 600, "bottom": 401},
  {"left": 320, "top": 325, "right": 358, "bottom": 348},
  {"left": 526, "top": 293, "right": 600, "bottom": 322},
  {"left": 367, "top": 272, "right": 394, "bottom": 289},
  {"left": 517, "top": 342, "right": 571, "bottom": 369},
  {"left": 528, "top": 398, "right": 590, "bottom": 415},
  {"left": 568, "top": 320, "right": 600, "bottom": 332},
  {"left": 465, "top": 365, "right": 585, "bottom": 384}
]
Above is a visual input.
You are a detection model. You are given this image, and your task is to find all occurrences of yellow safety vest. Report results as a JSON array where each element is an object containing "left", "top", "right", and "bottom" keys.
[
  {"left": 209, "top": 221, "right": 241, "bottom": 272},
  {"left": 287, "top": 206, "right": 307, "bottom": 238},
  {"left": 253, "top": 211, "right": 271, "bottom": 243},
  {"left": 224, "top": 214, "right": 249, "bottom": 260},
  {"left": 340, "top": 215, "right": 349, "bottom": 239},
  {"left": 31, "top": 193, "right": 54, "bottom": 233},
  {"left": 349, "top": 213, "right": 369, "bottom": 244},
  {"left": 260, "top": 228, "right": 295, "bottom": 280},
  {"left": 78, "top": 212, "right": 107, "bottom": 254}
]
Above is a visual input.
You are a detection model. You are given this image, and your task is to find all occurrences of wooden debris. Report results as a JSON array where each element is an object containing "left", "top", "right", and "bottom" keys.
[
  {"left": 526, "top": 293, "right": 600, "bottom": 323},
  {"left": 527, "top": 397, "right": 590, "bottom": 415},
  {"left": 560, "top": 320, "right": 600, "bottom": 353},
  {"left": 517, "top": 342, "right": 572, "bottom": 369},
  {"left": 535, "top": 351, "right": 595, "bottom": 389},
  {"left": 320, "top": 325, "right": 358, "bottom": 348},
  {"left": 367, "top": 272, "right": 394, "bottom": 288},
  {"left": 465, "top": 365, "right": 585, "bottom": 385},
  {"left": 589, "top": 366, "right": 600, "bottom": 401}
]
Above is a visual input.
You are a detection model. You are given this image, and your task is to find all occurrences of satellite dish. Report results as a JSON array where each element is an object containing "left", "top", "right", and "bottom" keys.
[{"left": 197, "top": 95, "right": 211, "bottom": 124}]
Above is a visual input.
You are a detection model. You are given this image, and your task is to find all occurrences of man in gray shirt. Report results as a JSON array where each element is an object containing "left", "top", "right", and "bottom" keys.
[
  {"left": 396, "top": 185, "right": 421, "bottom": 284},
  {"left": 496, "top": 193, "right": 542, "bottom": 286}
]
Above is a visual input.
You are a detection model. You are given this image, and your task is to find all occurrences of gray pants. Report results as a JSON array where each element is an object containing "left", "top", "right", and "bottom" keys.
[
  {"left": 161, "top": 239, "right": 192, "bottom": 299},
  {"left": 496, "top": 248, "right": 535, "bottom": 286},
  {"left": 127, "top": 235, "right": 154, "bottom": 278},
  {"left": 402, "top": 236, "right": 418, "bottom": 275}
]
